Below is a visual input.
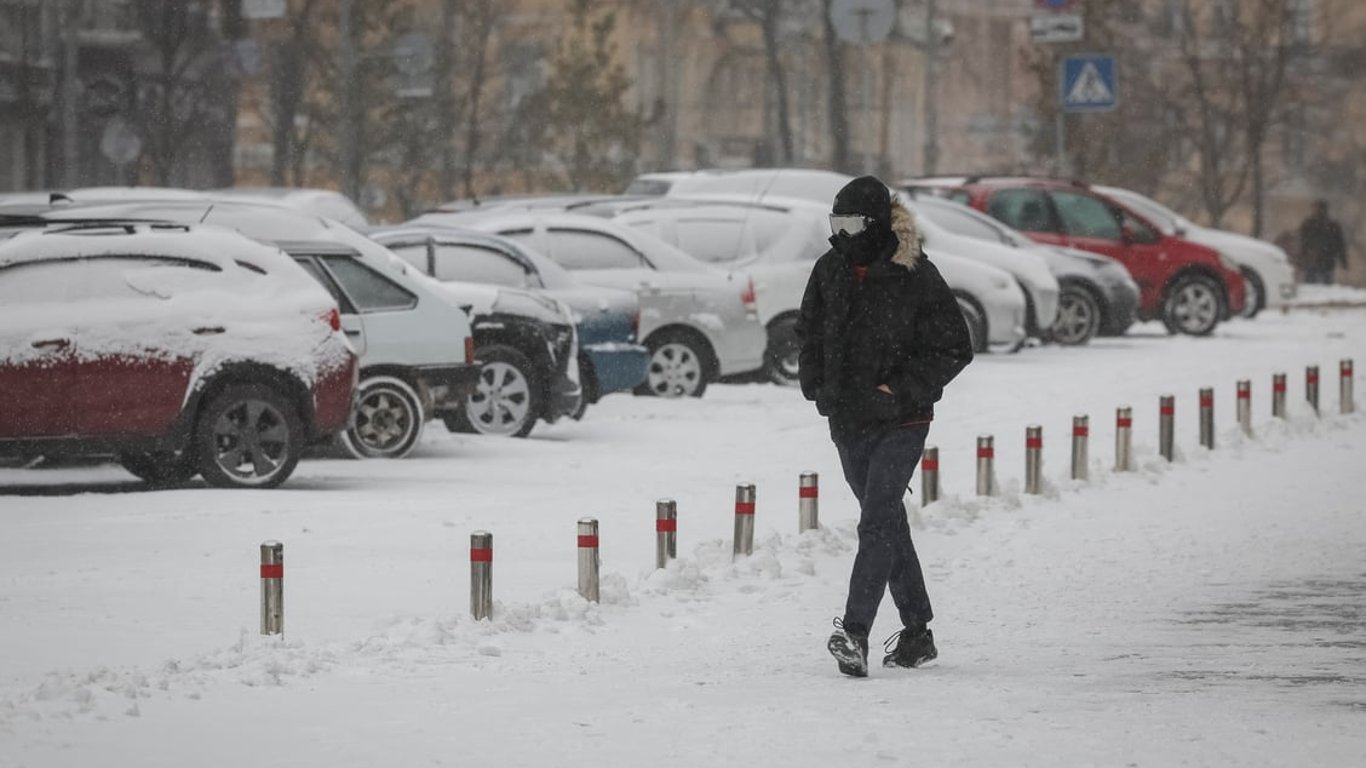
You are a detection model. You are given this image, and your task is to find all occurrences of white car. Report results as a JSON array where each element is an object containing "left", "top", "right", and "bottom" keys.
[
  {"left": 1095, "top": 186, "right": 1296, "bottom": 317},
  {"left": 586, "top": 195, "right": 1025, "bottom": 379},
  {"left": 213, "top": 187, "right": 370, "bottom": 229},
  {"left": 414, "top": 209, "right": 767, "bottom": 398},
  {"left": 37, "top": 199, "right": 479, "bottom": 460}
]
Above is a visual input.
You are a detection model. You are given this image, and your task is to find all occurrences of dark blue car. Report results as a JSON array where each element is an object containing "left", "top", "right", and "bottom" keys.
[{"left": 370, "top": 226, "right": 649, "bottom": 416}]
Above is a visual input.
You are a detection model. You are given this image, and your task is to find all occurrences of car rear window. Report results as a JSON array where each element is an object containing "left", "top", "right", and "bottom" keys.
[
  {"left": 1050, "top": 191, "right": 1122, "bottom": 241},
  {"left": 0, "top": 256, "right": 220, "bottom": 305},
  {"left": 319, "top": 256, "right": 417, "bottom": 313},
  {"left": 987, "top": 189, "right": 1058, "bottom": 233}
]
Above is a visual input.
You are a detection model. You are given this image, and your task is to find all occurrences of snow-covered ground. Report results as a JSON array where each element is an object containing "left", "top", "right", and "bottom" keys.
[
  {"left": 1, "top": 314, "right": 1364, "bottom": 767},
  {"left": 1286, "top": 282, "right": 1366, "bottom": 308}
]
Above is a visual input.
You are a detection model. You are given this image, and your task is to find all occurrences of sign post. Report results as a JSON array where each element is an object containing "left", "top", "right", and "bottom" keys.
[{"left": 1057, "top": 53, "right": 1117, "bottom": 175}]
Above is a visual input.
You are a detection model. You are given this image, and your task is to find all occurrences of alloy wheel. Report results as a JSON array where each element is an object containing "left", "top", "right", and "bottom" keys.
[
  {"left": 647, "top": 342, "right": 704, "bottom": 397},
  {"left": 211, "top": 399, "right": 291, "bottom": 483},
  {"left": 1170, "top": 281, "right": 1219, "bottom": 334},
  {"left": 467, "top": 361, "right": 533, "bottom": 435}
]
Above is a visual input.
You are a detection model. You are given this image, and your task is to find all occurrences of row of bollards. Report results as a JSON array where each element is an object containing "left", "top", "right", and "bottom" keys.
[{"left": 256, "top": 359, "right": 1356, "bottom": 632}]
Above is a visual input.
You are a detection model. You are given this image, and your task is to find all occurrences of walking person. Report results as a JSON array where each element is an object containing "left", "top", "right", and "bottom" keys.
[
  {"left": 1299, "top": 199, "right": 1348, "bottom": 285},
  {"left": 796, "top": 176, "right": 974, "bottom": 677}
]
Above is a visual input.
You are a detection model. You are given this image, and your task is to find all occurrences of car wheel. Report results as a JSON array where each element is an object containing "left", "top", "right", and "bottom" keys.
[
  {"left": 1051, "top": 285, "right": 1101, "bottom": 346},
  {"left": 638, "top": 331, "right": 709, "bottom": 398},
  {"left": 339, "top": 376, "right": 425, "bottom": 459},
  {"left": 955, "top": 296, "right": 987, "bottom": 353},
  {"left": 763, "top": 316, "right": 801, "bottom": 386},
  {"left": 1162, "top": 274, "right": 1225, "bottom": 336},
  {"left": 455, "top": 344, "right": 543, "bottom": 437},
  {"left": 1240, "top": 268, "right": 1264, "bottom": 319},
  {"left": 118, "top": 450, "right": 198, "bottom": 486},
  {"left": 195, "top": 384, "right": 303, "bottom": 489}
]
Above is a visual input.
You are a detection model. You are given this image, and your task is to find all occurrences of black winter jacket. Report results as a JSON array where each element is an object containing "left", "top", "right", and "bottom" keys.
[{"left": 796, "top": 200, "right": 974, "bottom": 430}]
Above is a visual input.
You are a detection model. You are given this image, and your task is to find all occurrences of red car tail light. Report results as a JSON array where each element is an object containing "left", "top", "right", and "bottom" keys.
[
  {"left": 465, "top": 335, "right": 476, "bottom": 364},
  {"left": 321, "top": 307, "right": 341, "bottom": 332},
  {"left": 740, "top": 276, "right": 757, "bottom": 313},
  {"left": 632, "top": 309, "right": 641, "bottom": 337}
]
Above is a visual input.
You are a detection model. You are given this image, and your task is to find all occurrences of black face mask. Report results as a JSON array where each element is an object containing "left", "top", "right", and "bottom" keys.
[{"left": 830, "top": 224, "right": 891, "bottom": 266}]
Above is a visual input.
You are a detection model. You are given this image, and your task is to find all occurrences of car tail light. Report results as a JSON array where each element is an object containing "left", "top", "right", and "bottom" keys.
[
  {"left": 322, "top": 307, "right": 341, "bottom": 332},
  {"left": 740, "top": 276, "right": 757, "bottom": 313},
  {"left": 631, "top": 309, "right": 641, "bottom": 338},
  {"left": 465, "top": 335, "right": 476, "bottom": 364}
]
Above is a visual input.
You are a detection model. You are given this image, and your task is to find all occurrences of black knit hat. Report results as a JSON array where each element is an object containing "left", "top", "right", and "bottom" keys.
[{"left": 832, "top": 175, "right": 892, "bottom": 224}]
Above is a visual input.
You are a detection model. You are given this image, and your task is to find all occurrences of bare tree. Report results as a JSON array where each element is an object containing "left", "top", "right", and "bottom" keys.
[
  {"left": 822, "top": 0, "right": 852, "bottom": 173},
  {"left": 265, "top": 0, "right": 322, "bottom": 186},
  {"left": 731, "top": 1, "right": 795, "bottom": 165}
]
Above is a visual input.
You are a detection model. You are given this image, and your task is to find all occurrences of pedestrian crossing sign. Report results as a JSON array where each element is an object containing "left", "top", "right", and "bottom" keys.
[{"left": 1061, "top": 54, "right": 1117, "bottom": 112}]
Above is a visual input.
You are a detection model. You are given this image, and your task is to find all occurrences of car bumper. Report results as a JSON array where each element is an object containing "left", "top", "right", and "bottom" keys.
[
  {"left": 311, "top": 354, "right": 359, "bottom": 438},
  {"left": 583, "top": 342, "right": 650, "bottom": 398},
  {"left": 711, "top": 315, "right": 768, "bottom": 377},
  {"left": 420, "top": 362, "right": 481, "bottom": 415},
  {"left": 1100, "top": 278, "right": 1141, "bottom": 334}
]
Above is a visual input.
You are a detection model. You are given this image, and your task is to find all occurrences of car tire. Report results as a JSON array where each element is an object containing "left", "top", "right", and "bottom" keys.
[
  {"left": 1161, "top": 273, "right": 1225, "bottom": 336},
  {"left": 1240, "top": 268, "right": 1264, "bottom": 319},
  {"left": 1051, "top": 284, "right": 1101, "bottom": 346},
  {"left": 453, "top": 344, "right": 544, "bottom": 438},
  {"left": 118, "top": 450, "right": 198, "bottom": 486},
  {"left": 339, "top": 375, "right": 425, "bottom": 459},
  {"left": 195, "top": 384, "right": 303, "bottom": 489},
  {"left": 637, "top": 330, "right": 710, "bottom": 398},
  {"left": 763, "top": 316, "right": 801, "bottom": 386},
  {"left": 955, "top": 295, "right": 987, "bottom": 354}
]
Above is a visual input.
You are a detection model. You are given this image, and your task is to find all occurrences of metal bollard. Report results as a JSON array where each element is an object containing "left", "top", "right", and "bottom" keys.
[
  {"left": 655, "top": 499, "right": 677, "bottom": 569},
  {"left": 975, "top": 435, "right": 995, "bottom": 496},
  {"left": 577, "top": 518, "right": 599, "bottom": 603},
  {"left": 1024, "top": 426, "right": 1043, "bottom": 495},
  {"left": 260, "top": 541, "right": 283, "bottom": 636},
  {"left": 1237, "top": 380, "right": 1253, "bottom": 436},
  {"left": 1115, "top": 407, "right": 1133, "bottom": 472},
  {"left": 1307, "top": 366, "right": 1320, "bottom": 415},
  {"left": 921, "top": 446, "right": 940, "bottom": 506},
  {"left": 470, "top": 531, "right": 493, "bottom": 621},
  {"left": 1199, "top": 387, "right": 1215, "bottom": 450},
  {"left": 798, "top": 472, "right": 819, "bottom": 533},
  {"left": 1343, "top": 359, "right": 1355, "bottom": 415},
  {"left": 1159, "top": 395, "right": 1175, "bottom": 462},
  {"left": 733, "top": 483, "right": 756, "bottom": 558},
  {"left": 1071, "top": 415, "right": 1089, "bottom": 481},
  {"left": 1272, "top": 373, "right": 1287, "bottom": 419}
]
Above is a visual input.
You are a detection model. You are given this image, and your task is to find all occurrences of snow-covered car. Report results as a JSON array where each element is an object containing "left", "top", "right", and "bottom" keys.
[
  {"left": 213, "top": 187, "right": 370, "bottom": 229},
  {"left": 1095, "top": 185, "right": 1296, "bottom": 318},
  {"left": 28, "top": 199, "right": 480, "bottom": 460},
  {"left": 369, "top": 225, "right": 648, "bottom": 418},
  {"left": 0, "top": 222, "right": 358, "bottom": 488},
  {"left": 906, "top": 194, "right": 1140, "bottom": 343},
  {"left": 412, "top": 209, "right": 767, "bottom": 398},
  {"left": 590, "top": 194, "right": 1026, "bottom": 380}
]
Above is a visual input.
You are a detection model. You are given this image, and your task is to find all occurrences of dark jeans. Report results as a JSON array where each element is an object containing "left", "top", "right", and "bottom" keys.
[{"left": 833, "top": 421, "right": 933, "bottom": 634}]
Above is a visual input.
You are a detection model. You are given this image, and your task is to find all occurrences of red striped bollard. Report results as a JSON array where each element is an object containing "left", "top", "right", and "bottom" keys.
[
  {"left": 656, "top": 499, "right": 677, "bottom": 569},
  {"left": 1307, "top": 365, "right": 1320, "bottom": 415},
  {"left": 1272, "top": 373, "right": 1287, "bottom": 419},
  {"left": 1115, "top": 406, "right": 1133, "bottom": 471},
  {"left": 733, "top": 483, "right": 756, "bottom": 558},
  {"left": 470, "top": 531, "right": 493, "bottom": 621},
  {"left": 1159, "top": 395, "right": 1175, "bottom": 462},
  {"left": 1071, "top": 415, "right": 1089, "bottom": 481},
  {"left": 1342, "top": 359, "right": 1355, "bottom": 415},
  {"left": 577, "top": 518, "right": 599, "bottom": 603},
  {"left": 921, "top": 446, "right": 940, "bottom": 506},
  {"left": 798, "top": 472, "right": 819, "bottom": 533},
  {"left": 1237, "top": 380, "right": 1253, "bottom": 436},
  {"left": 1199, "top": 387, "right": 1215, "bottom": 449},
  {"left": 260, "top": 541, "right": 283, "bottom": 636},
  {"left": 975, "top": 435, "right": 995, "bottom": 496},
  {"left": 1024, "top": 426, "right": 1043, "bottom": 495}
]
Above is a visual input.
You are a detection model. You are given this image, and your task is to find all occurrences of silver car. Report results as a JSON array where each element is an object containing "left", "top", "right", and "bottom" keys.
[{"left": 413, "top": 209, "right": 767, "bottom": 398}]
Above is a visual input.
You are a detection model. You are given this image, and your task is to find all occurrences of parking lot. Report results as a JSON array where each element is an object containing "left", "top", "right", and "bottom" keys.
[{"left": 2, "top": 310, "right": 1364, "bottom": 767}]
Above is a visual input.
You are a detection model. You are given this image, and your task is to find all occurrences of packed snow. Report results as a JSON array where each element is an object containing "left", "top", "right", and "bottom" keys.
[{"left": 1, "top": 312, "right": 1364, "bottom": 767}]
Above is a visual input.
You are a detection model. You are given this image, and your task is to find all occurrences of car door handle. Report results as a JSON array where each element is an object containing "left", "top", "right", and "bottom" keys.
[
  {"left": 31, "top": 338, "right": 70, "bottom": 350},
  {"left": 343, "top": 328, "right": 362, "bottom": 336},
  {"left": 193, "top": 326, "right": 226, "bottom": 335}
]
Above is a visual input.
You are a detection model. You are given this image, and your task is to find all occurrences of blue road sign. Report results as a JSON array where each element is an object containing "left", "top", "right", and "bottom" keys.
[{"left": 1061, "top": 54, "right": 1117, "bottom": 113}]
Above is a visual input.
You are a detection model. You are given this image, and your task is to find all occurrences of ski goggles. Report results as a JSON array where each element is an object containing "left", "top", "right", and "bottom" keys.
[{"left": 829, "top": 214, "right": 875, "bottom": 236}]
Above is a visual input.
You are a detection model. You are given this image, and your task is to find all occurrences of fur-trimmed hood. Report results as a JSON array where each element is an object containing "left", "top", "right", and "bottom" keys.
[{"left": 889, "top": 195, "right": 923, "bottom": 272}]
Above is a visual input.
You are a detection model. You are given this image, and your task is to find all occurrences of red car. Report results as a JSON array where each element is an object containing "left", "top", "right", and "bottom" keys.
[
  {"left": 0, "top": 222, "right": 358, "bottom": 488},
  {"left": 907, "top": 177, "right": 1246, "bottom": 336}
]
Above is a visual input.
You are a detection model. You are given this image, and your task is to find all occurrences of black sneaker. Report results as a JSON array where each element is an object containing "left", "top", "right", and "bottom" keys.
[
  {"left": 827, "top": 618, "right": 870, "bottom": 678},
  {"left": 882, "top": 626, "right": 937, "bottom": 668}
]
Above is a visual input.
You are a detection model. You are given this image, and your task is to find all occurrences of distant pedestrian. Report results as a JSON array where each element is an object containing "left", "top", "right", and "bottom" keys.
[
  {"left": 796, "top": 176, "right": 974, "bottom": 677},
  {"left": 1299, "top": 199, "right": 1348, "bottom": 285}
]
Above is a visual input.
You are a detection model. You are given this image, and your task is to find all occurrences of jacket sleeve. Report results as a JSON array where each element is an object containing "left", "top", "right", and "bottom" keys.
[
  {"left": 888, "top": 261, "right": 974, "bottom": 402},
  {"left": 795, "top": 262, "right": 825, "bottom": 403}
]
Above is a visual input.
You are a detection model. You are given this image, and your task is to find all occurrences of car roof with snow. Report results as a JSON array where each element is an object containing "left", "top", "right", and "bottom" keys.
[{"left": 0, "top": 222, "right": 280, "bottom": 272}]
